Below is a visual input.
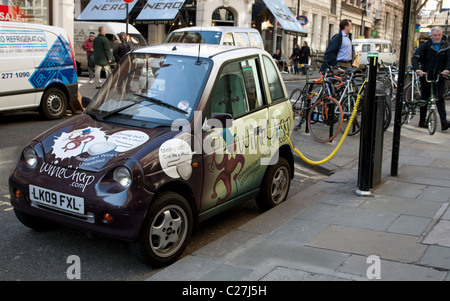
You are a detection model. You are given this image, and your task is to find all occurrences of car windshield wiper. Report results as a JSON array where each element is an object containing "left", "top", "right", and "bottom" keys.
[
  {"left": 134, "top": 93, "right": 187, "bottom": 114},
  {"left": 97, "top": 98, "right": 145, "bottom": 120}
]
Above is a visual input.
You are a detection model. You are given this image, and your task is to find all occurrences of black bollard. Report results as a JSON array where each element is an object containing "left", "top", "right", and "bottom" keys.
[{"left": 356, "top": 54, "right": 378, "bottom": 196}]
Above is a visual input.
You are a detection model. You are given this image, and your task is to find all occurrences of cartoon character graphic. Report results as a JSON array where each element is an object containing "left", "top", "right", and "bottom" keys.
[
  {"left": 61, "top": 128, "right": 95, "bottom": 152},
  {"left": 210, "top": 138, "right": 245, "bottom": 204}
]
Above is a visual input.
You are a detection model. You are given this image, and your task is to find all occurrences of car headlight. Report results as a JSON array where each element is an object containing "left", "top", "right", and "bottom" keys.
[
  {"left": 23, "top": 147, "right": 38, "bottom": 169},
  {"left": 113, "top": 166, "right": 132, "bottom": 189}
]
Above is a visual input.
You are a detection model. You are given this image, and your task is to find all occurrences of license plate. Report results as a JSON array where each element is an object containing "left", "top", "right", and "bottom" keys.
[{"left": 29, "top": 185, "right": 84, "bottom": 215}]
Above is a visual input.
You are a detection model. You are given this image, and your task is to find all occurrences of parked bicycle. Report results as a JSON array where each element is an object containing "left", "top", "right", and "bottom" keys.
[{"left": 401, "top": 72, "right": 442, "bottom": 135}]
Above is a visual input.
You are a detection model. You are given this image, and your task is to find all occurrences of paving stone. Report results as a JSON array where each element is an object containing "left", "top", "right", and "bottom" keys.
[
  {"left": 268, "top": 219, "right": 329, "bottom": 245},
  {"left": 260, "top": 266, "right": 350, "bottom": 281},
  {"left": 422, "top": 220, "right": 450, "bottom": 247},
  {"left": 338, "top": 254, "right": 447, "bottom": 281},
  {"left": 419, "top": 245, "right": 450, "bottom": 270},
  {"left": 387, "top": 215, "right": 432, "bottom": 236},
  {"left": 295, "top": 203, "right": 398, "bottom": 231},
  {"left": 307, "top": 225, "right": 428, "bottom": 263},
  {"left": 361, "top": 195, "right": 442, "bottom": 218},
  {"left": 200, "top": 264, "right": 253, "bottom": 281},
  {"left": 373, "top": 180, "right": 425, "bottom": 199},
  {"left": 417, "top": 186, "right": 450, "bottom": 203}
]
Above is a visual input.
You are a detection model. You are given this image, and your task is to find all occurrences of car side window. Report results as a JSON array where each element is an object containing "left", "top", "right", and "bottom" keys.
[
  {"left": 262, "top": 56, "right": 284, "bottom": 102},
  {"left": 209, "top": 57, "right": 264, "bottom": 118}
]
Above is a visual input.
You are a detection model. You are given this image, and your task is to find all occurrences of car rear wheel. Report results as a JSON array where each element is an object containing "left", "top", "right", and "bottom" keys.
[
  {"left": 256, "top": 157, "right": 291, "bottom": 211},
  {"left": 130, "top": 192, "right": 193, "bottom": 267},
  {"left": 39, "top": 87, "right": 67, "bottom": 120}
]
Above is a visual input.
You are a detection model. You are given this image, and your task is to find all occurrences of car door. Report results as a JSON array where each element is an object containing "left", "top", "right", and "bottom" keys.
[{"left": 201, "top": 56, "right": 268, "bottom": 212}]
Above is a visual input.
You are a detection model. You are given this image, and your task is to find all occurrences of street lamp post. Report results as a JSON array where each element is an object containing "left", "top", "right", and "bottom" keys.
[{"left": 361, "top": 0, "right": 367, "bottom": 37}]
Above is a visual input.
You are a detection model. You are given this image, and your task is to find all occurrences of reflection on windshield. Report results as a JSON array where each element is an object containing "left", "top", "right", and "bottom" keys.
[{"left": 86, "top": 53, "right": 212, "bottom": 127}]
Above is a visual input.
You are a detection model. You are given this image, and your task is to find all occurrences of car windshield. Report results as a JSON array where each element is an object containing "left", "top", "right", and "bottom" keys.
[
  {"left": 85, "top": 52, "right": 212, "bottom": 127},
  {"left": 164, "top": 31, "right": 222, "bottom": 44}
]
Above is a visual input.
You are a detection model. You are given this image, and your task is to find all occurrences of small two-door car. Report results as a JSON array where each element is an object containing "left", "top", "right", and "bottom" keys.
[{"left": 9, "top": 44, "right": 295, "bottom": 267}]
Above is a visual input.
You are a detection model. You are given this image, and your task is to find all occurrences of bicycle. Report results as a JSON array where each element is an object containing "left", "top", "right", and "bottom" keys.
[
  {"left": 377, "top": 60, "right": 398, "bottom": 106},
  {"left": 401, "top": 72, "right": 441, "bottom": 135},
  {"left": 306, "top": 61, "right": 344, "bottom": 143}
]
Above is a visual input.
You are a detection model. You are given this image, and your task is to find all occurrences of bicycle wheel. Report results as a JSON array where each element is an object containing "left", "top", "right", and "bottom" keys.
[
  {"left": 427, "top": 109, "right": 437, "bottom": 135},
  {"left": 340, "top": 93, "right": 361, "bottom": 136},
  {"left": 404, "top": 79, "right": 422, "bottom": 103},
  {"left": 307, "top": 96, "right": 343, "bottom": 143},
  {"left": 290, "top": 88, "right": 305, "bottom": 130}
]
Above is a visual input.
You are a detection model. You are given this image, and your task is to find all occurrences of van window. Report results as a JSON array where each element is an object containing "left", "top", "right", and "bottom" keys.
[
  {"left": 382, "top": 43, "right": 392, "bottom": 53},
  {"left": 234, "top": 32, "right": 250, "bottom": 47},
  {"left": 362, "top": 44, "right": 370, "bottom": 52},
  {"left": 249, "top": 32, "right": 263, "bottom": 48},
  {"left": 375, "top": 44, "right": 382, "bottom": 52},
  {"left": 223, "top": 33, "right": 234, "bottom": 46},
  {"left": 263, "top": 56, "right": 284, "bottom": 102}
]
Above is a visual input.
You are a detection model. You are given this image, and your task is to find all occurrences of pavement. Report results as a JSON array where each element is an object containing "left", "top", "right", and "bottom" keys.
[{"left": 78, "top": 72, "right": 450, "bottom": 281}]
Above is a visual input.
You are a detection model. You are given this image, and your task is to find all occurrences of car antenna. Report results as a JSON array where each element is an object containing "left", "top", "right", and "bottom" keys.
[{"left": 195, "top": 1, "right": 204, "bottom": 65}]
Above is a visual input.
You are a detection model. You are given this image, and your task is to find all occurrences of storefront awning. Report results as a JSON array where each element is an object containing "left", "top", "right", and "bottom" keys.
[
  {"left": 263, "top": 0, "right": 307, "bottom": 36},
  {"left": 77, "top": 0, "right": 138, "bottom": 21},
  {"left": 136, "top": 0, "right": 186, "bottom": 23}
]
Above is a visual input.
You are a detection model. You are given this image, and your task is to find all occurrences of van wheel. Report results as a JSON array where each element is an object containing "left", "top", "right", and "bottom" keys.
[
  {"left": 130, "top": 192, "right": 193, "bottom": 267},
  {"left": 256, "top": 157, "right": 291, "bottom": 211},
  {"left": 39, "top": 88, "right": 67, "bottom": 120}
]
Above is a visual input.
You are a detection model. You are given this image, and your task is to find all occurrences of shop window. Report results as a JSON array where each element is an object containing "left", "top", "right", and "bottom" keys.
[
  {"left": 211, "top": 7, "right": 235, "bottom": 26},
  {"left": 0, "top": 0, "right": 50, "bottom": 24}
]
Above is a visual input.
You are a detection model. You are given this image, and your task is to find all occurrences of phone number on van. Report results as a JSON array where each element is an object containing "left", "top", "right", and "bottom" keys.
[{"left": 1, "top": 72, "right": 30, "bottom": 79}]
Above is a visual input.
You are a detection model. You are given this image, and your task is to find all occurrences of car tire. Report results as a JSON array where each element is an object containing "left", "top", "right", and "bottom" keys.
[
  {"left": 256, "top": 157, "right": 291, "bottom": 211},
  {"left": 14, "top": 209, "right": 58, "bottom": 232},
  {"left": 130, "top": 192, "right": 193, "bottom": 267},
  {"left": 39, "top": 87, "right": 67, "bottom": 120}
]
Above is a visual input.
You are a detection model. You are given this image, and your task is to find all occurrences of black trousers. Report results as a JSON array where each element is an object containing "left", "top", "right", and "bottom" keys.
[{"left": 419, "top": 77, "right": 447, "bottom": 124}]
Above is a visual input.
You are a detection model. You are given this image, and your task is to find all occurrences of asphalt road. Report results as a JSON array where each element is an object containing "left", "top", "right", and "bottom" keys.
[{"left": 0, "top": 79, "right": 325, "bottom": 281}]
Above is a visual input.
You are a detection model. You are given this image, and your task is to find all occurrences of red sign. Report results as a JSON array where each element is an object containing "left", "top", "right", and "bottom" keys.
[
  {"left": 123, "top": 0, "right": 134, "bottom": 3},
  {"left": 0, "top": 5, "right": 23, "bottom": 22},
  {"left": 297, "top": 15, "right": 308, "bottom": 26}
]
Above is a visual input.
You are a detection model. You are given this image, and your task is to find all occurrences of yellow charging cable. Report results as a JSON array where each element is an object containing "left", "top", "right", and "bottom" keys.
[{"left": 286, "top": 80, "right": 366, "bottom": 165}]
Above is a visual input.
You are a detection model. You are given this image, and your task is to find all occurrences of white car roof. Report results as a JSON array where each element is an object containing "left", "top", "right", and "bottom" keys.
[{"left": 133, "top": 43, "right": 267, "bottom": 59}]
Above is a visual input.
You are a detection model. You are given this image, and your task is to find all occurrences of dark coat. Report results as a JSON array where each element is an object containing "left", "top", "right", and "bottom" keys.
[
  {"left": 299, "top": 46, "right": 310, "bottom": 64},
  {"left": 93, "top": 34, "right": 114, "bottom": 66},
  {"left": 113, "top": 38, "right": 131, "bottom": 63},
  {"left": 412, "top": 36, "right": 450, "bottom": 79}
]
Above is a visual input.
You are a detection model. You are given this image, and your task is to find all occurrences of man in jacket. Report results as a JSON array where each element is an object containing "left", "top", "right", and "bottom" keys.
[
  {"left": 93, "top": 26, "right": 114, "bottom": 89},
  {"left": 320, "top": 19, "right": 353, "bottom": 73},
  {"left": 113, "top": 32, "right": 131, "bottom": 64},
  {"left": 412, "top": 26, "right": 450, "bottom": 130}
]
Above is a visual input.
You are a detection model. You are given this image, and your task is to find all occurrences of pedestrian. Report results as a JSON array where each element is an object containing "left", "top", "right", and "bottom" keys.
[
  {"left": 320, "top": 19, "right": 353, "bottom": 73},
  {"left": 113, "top": 32, "right": 131, "bottom": 64},
  {"left": 272, "top": 48, "right": 283, "bottom": 71},
  {"left": 299, "top": 41, "right": 310, "bottom": 75},
  {"left": 290, "top": 44, "right": 301, "bottom": 75},
  {"left": 412, "top": 26, "right": 450, "bottom": 130},
  {"left": 93, "top": 26, "right": 114, "bottom": 89},
  {"left": 82, "top": 32, "right": 95, "bottom": 84}
]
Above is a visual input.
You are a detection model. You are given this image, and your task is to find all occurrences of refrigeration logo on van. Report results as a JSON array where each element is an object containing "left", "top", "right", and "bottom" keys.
[{"left": 51, "top": 127, "right": 149, "bottom": 161}]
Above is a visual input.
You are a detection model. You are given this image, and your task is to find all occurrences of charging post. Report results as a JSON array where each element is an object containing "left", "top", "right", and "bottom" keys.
[{"left": 356, "top": 53, "right": 383, "bottom": 196}]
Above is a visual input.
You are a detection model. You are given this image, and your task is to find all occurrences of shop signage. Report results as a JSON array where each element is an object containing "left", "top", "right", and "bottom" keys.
[
  {"left": 77, "top": 0, "right": 138, "bottom": 21},
  {"left": 297, "top": 15, "right": 308, "bottom": 26},
  {"left": 136, "top": 0, "right": 185, "bottom": 21}
]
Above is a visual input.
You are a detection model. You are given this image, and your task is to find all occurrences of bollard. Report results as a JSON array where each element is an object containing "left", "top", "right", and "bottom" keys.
[{"left": 356, "top": 54, "right": 380, "bottom": 196}]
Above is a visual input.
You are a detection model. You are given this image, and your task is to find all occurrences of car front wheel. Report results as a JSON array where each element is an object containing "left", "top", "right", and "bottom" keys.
[{"left": 130, "top": 192, "right": 193, "bottom": 267}]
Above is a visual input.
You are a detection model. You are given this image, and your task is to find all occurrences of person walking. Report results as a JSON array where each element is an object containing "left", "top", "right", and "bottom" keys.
[
  {"left": 320, "top": 19, "right": 353, "bottom": 73},
  {"left": 412, "top": 26, "right": 450, "bottom": 130},
  {"left": 93, "top": 26, "right": 114, "bottom": 89},
  {"left": 113, "top": 32, "right": 131, "bottom": 64},
  {"left": 299, "top": 41, "right": 310, "bottom": 75},
  {"left": 82, "top": 32, "right": 95, "bottom": 84},
  {"left": 290, "top": 44, "right": 301, "bottom": 75}
]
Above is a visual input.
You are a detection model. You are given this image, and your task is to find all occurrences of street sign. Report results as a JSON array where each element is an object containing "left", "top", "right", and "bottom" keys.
[{"left": 297, "top": 15, "right": 308, "bottom": 26}]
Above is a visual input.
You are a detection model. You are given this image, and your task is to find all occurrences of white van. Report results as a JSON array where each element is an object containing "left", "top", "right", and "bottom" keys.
[
  {"left": 163, "top": 26, "right": 264, "bottom": 49},
  {"left": 0, "top": 21, "right": 78, "bottom": 120},
  {"left": 73, "top": 21, "right": 147, "bottom": 74},
  {"left": 352, "top": 39, "right": 397, "bottom": 66}
]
